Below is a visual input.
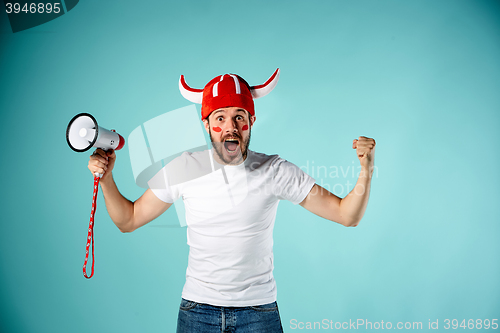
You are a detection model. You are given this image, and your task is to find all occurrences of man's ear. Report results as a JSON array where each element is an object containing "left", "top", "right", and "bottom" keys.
[
  {"left": 203, "top": 118, "right": 210, "bottom": 134},
  {"left": 250, "top": 115, "right": 256, "bottom": 129}
]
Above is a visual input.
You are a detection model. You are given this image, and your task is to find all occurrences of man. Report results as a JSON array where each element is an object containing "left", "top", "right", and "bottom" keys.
[{"left": 88, "top": 68, "right": 376, "bottom": 332}]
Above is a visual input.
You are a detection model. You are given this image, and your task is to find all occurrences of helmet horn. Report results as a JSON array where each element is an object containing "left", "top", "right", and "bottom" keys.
[
  {"left": 250, "top": 68, "right": 280, "bottom": 99},
  {"left": 179, "top": 75, "right": 203, "bottom": 104}
]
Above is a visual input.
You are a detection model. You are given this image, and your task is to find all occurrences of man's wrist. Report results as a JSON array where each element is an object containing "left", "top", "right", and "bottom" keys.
[
  {"left": 360, "top": 166, "right": 374, "bottom": 178},
  {"left": 99, "top": 172, "right": 114, "bottom": 186}
]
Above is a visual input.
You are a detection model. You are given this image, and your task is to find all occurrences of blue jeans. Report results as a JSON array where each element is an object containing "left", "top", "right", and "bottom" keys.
[{"left": 176, "top": 298, "right": 284, "bottom": 333}]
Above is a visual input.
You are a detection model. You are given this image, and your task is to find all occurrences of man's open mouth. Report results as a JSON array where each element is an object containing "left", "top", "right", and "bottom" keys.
[{"left": 223, "top": 138, "right": 240, "bottom": 154}]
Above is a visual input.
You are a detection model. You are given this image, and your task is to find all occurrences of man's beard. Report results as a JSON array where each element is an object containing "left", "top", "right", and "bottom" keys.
[{"left": 209, "top": 128, "right": 251, "bottom": 165}]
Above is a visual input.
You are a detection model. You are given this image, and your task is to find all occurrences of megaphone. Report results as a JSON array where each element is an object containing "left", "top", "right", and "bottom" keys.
[
  {"left": 66, "top": 112, "right": 126, "bottom": 279},
  {"left": 66, "top": 113, "right": 125, "bottom": 153}
]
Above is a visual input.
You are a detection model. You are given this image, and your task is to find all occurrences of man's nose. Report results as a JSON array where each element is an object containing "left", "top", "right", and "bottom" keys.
[{"left": 225, "top": 118, "right": 238, "bottom": 133}]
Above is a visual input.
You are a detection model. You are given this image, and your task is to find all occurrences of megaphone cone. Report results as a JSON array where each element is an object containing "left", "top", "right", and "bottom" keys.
[{"left": 66, "top": 113, "right": 125, "bottom": 152}]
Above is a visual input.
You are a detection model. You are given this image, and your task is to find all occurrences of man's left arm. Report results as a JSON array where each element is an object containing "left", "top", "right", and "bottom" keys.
[{"left": 299, "top": 136, "right": 376, "bottom": 227}]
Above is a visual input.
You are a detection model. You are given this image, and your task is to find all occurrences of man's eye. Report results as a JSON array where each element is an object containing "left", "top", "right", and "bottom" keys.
[
  {"left": 217, "top": 117, "right": 223, "bottom": 121},
  {"left": 236, "top": 116, "right": 243, "bottom": 120}
]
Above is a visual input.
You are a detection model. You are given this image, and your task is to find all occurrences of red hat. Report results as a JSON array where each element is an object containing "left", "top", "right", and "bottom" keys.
[{"left": 179, "top": 68, "right": 280, "bottom": 119}]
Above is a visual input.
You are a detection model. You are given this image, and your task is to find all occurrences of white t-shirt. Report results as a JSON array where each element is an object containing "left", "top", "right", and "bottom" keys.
[{"left": 148, "top": 149, "right": 315, "bottom": 306}]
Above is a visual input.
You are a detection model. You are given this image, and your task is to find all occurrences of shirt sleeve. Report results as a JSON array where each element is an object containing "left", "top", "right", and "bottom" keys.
[
  {"left": 147, "top": 165, "right": 177, "bottom": 203},
  {"left": 272, "top": 157, "right": 316, "bottom": 205}
]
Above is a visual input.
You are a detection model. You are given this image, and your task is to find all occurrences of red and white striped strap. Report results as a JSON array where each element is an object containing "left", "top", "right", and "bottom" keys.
[{"left": 83, "top": 176, "right": 99, "bottom": 279}]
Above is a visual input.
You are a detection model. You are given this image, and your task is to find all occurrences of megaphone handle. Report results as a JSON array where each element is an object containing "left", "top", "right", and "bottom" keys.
[
  {"left": 83, "top": 175, "right": 99, "bottom": 279},
  {"left": 95, "top": 147, "right": 108, "bottom": 178},
  {"left": 94, "top": 145, "right": 111, "bottom": 178}
]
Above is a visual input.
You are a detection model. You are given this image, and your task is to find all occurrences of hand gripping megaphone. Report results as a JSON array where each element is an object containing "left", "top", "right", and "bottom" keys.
[{"left": 66, "top": 112, "right": 125, "bottom": 279}]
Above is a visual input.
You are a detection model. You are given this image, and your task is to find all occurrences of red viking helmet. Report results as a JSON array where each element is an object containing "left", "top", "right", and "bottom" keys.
[{"left": 179, "top": 68, "right": 280, "bottom": 119}]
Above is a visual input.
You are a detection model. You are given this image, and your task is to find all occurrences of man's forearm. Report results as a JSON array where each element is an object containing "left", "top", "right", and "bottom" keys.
[
  {"left": 339, "top": 166, "right": 373, "bottom": 226},
  {"left": 99, "top": 173, "right": 135, "bottom": 232}
]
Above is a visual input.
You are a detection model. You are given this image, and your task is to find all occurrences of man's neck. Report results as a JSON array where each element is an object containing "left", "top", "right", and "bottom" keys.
[{"left": 211, "top": 148, "right": 248, "bottom": 166}]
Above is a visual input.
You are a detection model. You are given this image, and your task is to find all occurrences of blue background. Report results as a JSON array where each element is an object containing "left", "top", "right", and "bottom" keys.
[{"left": 0, "top": 0, "right": 499, "bottom": 332}]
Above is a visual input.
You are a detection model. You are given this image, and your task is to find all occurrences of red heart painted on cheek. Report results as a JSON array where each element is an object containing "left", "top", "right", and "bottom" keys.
[
  {"left": 242, "top": 125, "right": 248, "bottom": 131},
  {"left": 213, "top": 126, "right": 222, "bottom": 132}
]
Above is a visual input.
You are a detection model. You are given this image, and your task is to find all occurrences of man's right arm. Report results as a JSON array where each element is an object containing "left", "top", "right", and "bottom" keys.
[{"left": 89, "top": 149, "right": 172, "bottom": 233}]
